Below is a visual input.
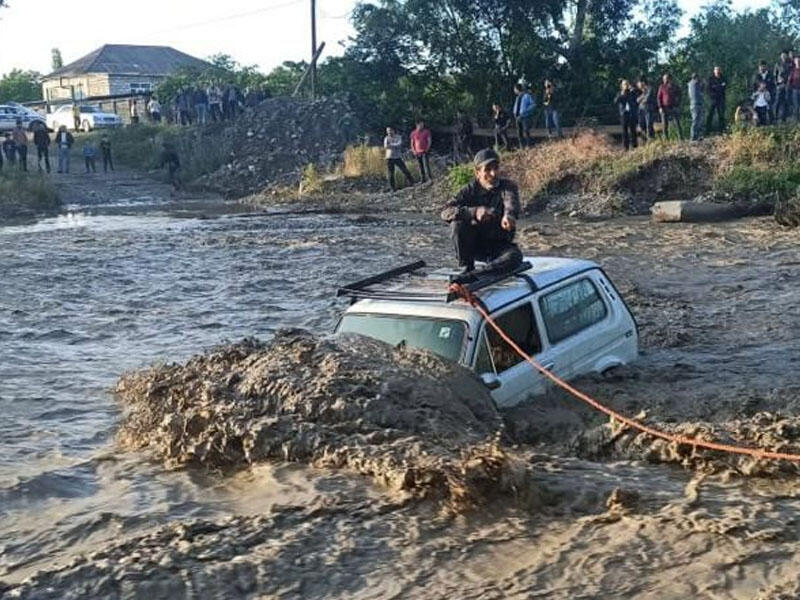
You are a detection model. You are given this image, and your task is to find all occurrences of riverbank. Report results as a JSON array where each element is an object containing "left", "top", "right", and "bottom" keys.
[{"left": 0, "top": 170, "right": 60, "bottom": 221}]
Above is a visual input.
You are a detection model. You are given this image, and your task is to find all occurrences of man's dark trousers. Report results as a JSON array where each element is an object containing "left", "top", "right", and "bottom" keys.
[
  {"left": 451, "top": 220, "right": 522, "bottom": 273},
  {"left": 386, "top": 158, "right": 414, "bottom": 191},
  {"left": 706, "top": 100, "right": 725, "bottom": 133}
]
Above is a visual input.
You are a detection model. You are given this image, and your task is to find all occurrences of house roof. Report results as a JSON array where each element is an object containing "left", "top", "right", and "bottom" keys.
[{"left": 45, "top": 44, "right": 208, "bottom": 79}]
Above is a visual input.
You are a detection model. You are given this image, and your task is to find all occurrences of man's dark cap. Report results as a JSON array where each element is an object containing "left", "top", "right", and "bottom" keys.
[{"left": 473, "top": 148, "right": 500, "bottom": 168}]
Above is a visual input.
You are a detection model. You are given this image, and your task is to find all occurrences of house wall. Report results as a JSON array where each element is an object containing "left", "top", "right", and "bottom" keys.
[{"left": 41, "top": 75, "right": 110, "bottom": 102}]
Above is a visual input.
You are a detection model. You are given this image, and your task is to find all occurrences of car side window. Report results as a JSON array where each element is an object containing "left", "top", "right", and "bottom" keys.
[
  {"left": 540, "top": 277, "right": 607, "bottom": 343},
  {"left": 486, "top": 303, "right": 541, "bottom": 374}
]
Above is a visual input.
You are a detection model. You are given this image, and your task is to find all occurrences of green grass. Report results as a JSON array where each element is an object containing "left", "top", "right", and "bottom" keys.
[
  {"left": 447, "top": 163, "right": 473, "bottom": 193},
  {"left": 85, "top": 124, "right": 229, "bottom": 185},
  {"left": 0, "top": 170, "right": 60, "bottom": 218}
]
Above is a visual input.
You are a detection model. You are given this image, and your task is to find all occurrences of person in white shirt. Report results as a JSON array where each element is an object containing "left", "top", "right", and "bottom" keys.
[
  {"left": 752, "top": 81, "right": 771, "bottom": 126},
  {"left": 383, "top": 126, "right": 415, "bottom": 191},
  {"left": 147, "top": 97, "right": 162, "bottom": 123}
]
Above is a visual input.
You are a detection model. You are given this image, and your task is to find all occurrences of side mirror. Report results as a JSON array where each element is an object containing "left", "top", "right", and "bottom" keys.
[{"left": 480, "top": 373, "right": 502, "bottom": 390}]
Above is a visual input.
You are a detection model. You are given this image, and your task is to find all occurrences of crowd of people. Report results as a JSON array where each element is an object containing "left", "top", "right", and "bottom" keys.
[
  {"left": 0, "top": 118, "right": 116, "bottom": 176},
  {"left": 125, "top": 84, "right": 269, "bottom": 127}
]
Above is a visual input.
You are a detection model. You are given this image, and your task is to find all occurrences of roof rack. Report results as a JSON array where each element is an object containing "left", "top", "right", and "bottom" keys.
[{"left": 337, "top": 260, "right": 535, "bottom": 304}]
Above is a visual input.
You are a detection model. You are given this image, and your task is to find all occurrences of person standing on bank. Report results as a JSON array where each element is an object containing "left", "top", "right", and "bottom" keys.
[
  {"left": 688, "top": 73, "right": 704, "bottom": 141},
  {"left": 55, "top": 125, "right": 74, "bottom": 174},
  {"left": 636, "top": 78, "right": 657, "bottom": 141},
  {"left": 658, "top": 73, "right": 683, "bottom": 140},
  {"left": 706, "top": 66, "right": 727, "bottom": 134},
  {"left": 33, "top": 122, "right": 51, "bottom": 173},
  {"left": 614, "top": 80, "right": 639, "bottom": 150},
  {"left": 512, "top": 83, "right": 535, "bottom": 148},
  {"left": 12, "top": 120, "right": 29, "bottom": 171},
  {"left": 543, "top": 80, "right": 562, "bottom": 138},
  {"left": 409, "top": 119, "right": 433, "bottom": 183},
  {"left": 441, "top": 148, "right": 522, "bottom": 282},
  {"left": 492, "top": 103, "right": 510, "bottom": 150},
  {"left": 100, "top": 134, "right": 114, "bottom": 172},
  {"left": 383, "top": 126, "right": 415, "bottom": 191}
]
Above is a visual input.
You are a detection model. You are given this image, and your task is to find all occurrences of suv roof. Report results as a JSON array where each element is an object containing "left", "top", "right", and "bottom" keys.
[{"left": 343, "top": 256, "right": 599, "bottom": 319}]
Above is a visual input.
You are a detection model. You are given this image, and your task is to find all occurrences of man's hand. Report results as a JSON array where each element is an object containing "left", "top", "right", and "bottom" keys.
[
  {"left": 501, "top": 215, "right": 516, "bottom": 231},
  {"left": 475, "top": 206, "right": 495, "bottom": 223}
]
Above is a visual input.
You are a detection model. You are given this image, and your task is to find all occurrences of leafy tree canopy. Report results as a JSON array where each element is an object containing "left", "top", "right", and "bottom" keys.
[{"left": 0, "top": 69, "right": 42, "bottom": 103}]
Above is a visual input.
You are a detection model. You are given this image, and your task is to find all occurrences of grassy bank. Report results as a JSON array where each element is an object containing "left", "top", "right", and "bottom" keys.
[
  {"left": 447, "top": 127, "right": 800, "bottom": 217},
  {"left": 0, "top": 171, "right": 60, "bottom": 221},
  {"left": 85, "top": 124, "right": 228, "bottom": 187}
]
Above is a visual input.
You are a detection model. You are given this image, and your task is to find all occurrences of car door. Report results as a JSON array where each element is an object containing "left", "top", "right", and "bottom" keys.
[
  {"left": 0, "top": 107, "right": 15, "bottom": 131},
  {"left": 537, "top": 273, "right": 620, "bottom": 380},
  {"left": 473, "top": 300, "right": 561, "bottom": 407}
]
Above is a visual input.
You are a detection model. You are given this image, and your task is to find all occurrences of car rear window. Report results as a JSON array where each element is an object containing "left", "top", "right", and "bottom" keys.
[
  {"left": 337, "top": 314, "right": 466, "bottom": 362},
  {"left": 539, "top": 278, "right": 607, "bottom": 343}
]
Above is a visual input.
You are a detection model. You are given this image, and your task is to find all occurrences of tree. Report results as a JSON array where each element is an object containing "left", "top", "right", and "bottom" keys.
[
  {"left": 670, "top": 2, "right": 797, "bottom": 111},
  {"left": 51, "top": 48, "right": 63, "bottom": 72},
  {"left": 0, "top": 69, "right": 42, "bottom": 103}
]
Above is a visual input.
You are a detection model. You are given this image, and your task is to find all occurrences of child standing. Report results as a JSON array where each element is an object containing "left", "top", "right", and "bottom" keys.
[
  {"left": 2, "top": 133, "right": 17, "bottom": 167},
  {"left": 752, "top": 81, "right": 771, "bottom": 126},
  {"left": 83, "top": 139, "right": 97, "bottom": 173}
]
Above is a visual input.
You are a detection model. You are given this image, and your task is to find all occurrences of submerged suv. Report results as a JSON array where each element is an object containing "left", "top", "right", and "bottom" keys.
[{"left": 336, "top": 257, "right": 638, "bottom": 408}]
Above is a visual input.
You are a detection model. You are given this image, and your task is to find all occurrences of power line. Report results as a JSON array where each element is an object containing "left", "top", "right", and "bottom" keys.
[{"left": 141, "top": 0, "right": 304, "bottom": 38}]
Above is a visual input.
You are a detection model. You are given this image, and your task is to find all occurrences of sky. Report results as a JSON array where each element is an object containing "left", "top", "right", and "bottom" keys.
[{"left": 0, "top": 0, "right": 774, "bottom": 78}]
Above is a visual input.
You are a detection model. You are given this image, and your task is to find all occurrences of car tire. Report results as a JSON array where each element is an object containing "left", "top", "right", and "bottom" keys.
[{"left": 82, "top": 120, "right": 91, "bottom": 133}]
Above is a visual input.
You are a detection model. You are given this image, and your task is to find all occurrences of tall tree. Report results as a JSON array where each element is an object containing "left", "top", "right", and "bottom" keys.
[{"left": 51, "top": 48, "right": 63, "bottom": 72}]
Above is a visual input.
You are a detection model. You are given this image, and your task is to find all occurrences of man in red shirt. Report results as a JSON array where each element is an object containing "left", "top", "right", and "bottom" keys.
[
  {"left": 409, "top": 119, "right": 433, "bottom": 182},
  {"left": 657, "top": 73, "right": 684, "bottom": 140}
]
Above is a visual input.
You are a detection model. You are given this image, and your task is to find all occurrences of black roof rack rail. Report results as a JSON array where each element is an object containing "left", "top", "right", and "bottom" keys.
[
  {"left": 336, "top": 259, "right": 534, "bottom": 304},
  {"left": 336, "top": 260, "right": 427, "bottom": 298},
  {"left": 445, "top": 261, "right": 533, "bottom": 302}
]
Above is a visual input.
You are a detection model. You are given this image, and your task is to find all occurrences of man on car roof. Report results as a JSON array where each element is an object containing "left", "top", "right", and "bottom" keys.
[{"left": 441, "top": 148, "right": 522, "bottom": 283}]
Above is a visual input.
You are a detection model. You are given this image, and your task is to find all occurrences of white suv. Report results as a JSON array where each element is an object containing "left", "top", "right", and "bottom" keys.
[{"left": 336, "top": 257, "right": 638, "bottom": 408}]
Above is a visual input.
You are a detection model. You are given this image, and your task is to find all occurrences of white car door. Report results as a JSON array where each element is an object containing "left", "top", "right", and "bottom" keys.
[
  {"left": 473, "top": 300, "right": 562, "bottom": 408},
  {"left": 537, "top": 274, "right": 620, "bottom": 380}
]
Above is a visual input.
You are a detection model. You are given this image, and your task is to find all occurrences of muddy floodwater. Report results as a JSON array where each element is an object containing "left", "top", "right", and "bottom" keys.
[{"left": 4, "top": 197, "right": 800, "bottom": 599}]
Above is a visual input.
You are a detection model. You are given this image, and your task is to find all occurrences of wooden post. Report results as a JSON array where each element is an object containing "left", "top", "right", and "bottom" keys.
[{"left": 310, "top": 0, "right": 317, "bottom": 99}]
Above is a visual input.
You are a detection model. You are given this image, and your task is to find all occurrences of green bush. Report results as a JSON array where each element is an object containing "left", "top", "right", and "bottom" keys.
[
  {"left": 447, "top": 163, "right": 473, "bottom": 193},
  {"left": 714, "top": 165, "right": 800, "bottom": 201}
]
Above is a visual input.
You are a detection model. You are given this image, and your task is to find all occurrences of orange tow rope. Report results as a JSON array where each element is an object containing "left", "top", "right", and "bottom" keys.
[{"left": 450, "top": 282, "right": 800, "bottom": 463}]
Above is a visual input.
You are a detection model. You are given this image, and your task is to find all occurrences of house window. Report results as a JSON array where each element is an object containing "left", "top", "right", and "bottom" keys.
[{"left": 129, "top": 82, "right": 152, "bottom": 94}]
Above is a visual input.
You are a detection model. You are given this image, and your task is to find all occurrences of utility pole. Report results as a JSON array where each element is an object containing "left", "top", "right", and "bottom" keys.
[{"left": 310, "top": 0, "right": 317, "bottom": 99}]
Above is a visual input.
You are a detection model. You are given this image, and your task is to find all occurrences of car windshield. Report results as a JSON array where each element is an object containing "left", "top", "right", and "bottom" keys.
[
  {"left": 337, "top": 314, "right": 467, "bottom": 362},
  {"left": 78, "top": 106, "right": 97, "bottom": 113}
]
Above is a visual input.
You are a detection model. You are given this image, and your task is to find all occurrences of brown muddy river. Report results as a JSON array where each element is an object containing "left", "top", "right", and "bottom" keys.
[{"left": 3, "top": 201, "right": 800, "bottom": 599}]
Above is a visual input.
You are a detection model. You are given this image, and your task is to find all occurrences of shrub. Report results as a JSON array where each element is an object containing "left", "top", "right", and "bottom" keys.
[
  {"left": 714, "top": 165, "right": 800, "bottom": 201},
  {"left": 299, "top": 163, "right": 323, "bottom": 195},
  {"left": 447, "top": 163, "right": 473, "bottom": 193},
  {"left": 342, "top": 144, "right": 385, "bottom": 178}
]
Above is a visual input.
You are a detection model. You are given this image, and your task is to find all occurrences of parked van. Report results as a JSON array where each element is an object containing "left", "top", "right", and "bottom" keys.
[{"left": 336, "top": 257, "right": 638, "bottom": 408}]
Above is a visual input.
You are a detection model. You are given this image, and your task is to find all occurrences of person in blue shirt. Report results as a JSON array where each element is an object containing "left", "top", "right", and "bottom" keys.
[{"left": 513, "top": 83, "right": 535, "bottom": 148}]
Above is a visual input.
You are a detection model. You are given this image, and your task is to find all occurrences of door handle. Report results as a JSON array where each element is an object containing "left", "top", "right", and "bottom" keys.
[{"left": 541, "top": 362, "right": 555, "bottom": 371}]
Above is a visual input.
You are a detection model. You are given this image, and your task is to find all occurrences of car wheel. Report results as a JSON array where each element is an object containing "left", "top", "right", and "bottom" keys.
[{"left": 82, "top": 120, "right": 91, "bottom": 132}]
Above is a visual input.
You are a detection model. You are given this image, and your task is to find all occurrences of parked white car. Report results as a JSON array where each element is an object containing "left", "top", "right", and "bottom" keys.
[
  {"left": 46, "top": 104, "right": 122, "bottom": 132},
  {"left": 0, "top": 104, "right": 47, "bottom": 132},
  {"left": 336, "top": 257, "right": 638, "bottom": 408}
]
